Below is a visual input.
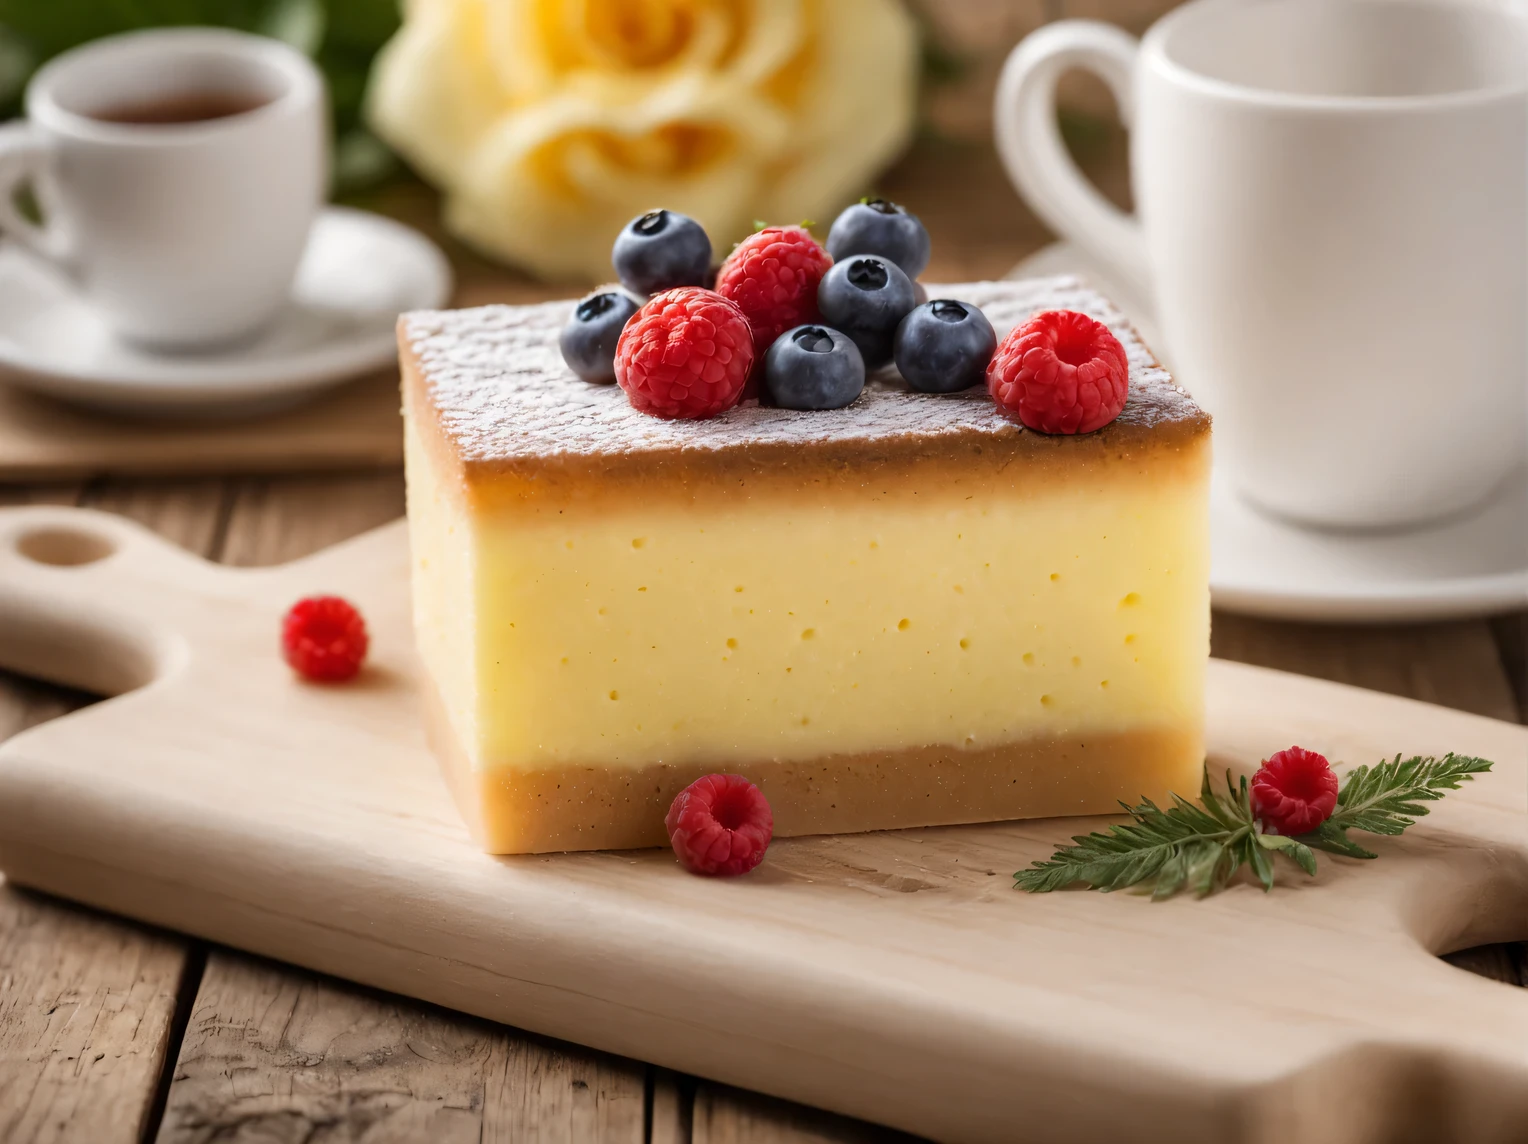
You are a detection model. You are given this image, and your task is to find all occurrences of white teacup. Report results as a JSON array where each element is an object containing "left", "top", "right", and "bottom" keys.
[
  {"left": 997, "top": 0, "right": 1528, "bottom": 530},
  {"left": 0, "top": 28, "right": 326, "bottom": 350}
]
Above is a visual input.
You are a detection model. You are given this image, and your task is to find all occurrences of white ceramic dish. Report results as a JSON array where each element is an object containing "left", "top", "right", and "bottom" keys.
[
  {"left": 1010, "top": 243, "right": 1528, "bottom": 622},
  {"left": 0, "top": 206, "right": 452, "bottom": 419},
  {"left": 1210, "top": 466, "right": 1528, "bottom": 622}
]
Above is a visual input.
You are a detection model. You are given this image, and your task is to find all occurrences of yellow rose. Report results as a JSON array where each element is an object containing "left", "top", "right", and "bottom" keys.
[{"left": 367, "top": 0, "right": 919, "bottom": 282}]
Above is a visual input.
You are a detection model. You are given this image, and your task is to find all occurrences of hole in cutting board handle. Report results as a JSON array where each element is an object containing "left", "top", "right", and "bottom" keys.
[{"left": 15, "top": 526, "right": 117, "bottom": 567}]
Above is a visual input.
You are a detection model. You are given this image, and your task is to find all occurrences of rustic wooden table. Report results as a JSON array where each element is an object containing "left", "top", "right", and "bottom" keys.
[{"left": 1, "top": 138, "right": 1523, "bottom": 1143}]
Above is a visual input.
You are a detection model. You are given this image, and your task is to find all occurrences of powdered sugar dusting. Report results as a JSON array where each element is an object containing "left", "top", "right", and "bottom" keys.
[{"left": 402, "top": 277, "right": 1197, "bottom": 463}]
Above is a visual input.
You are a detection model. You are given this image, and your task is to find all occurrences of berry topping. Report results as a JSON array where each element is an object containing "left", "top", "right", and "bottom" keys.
[
  {"left": 611, "top": 209, "right": 713, "bottom": 296},
  {"left": 1252, "top": 746, "right": 1340, "bottom": 836},
  {"left": 665, "top": 773, "right": 774, "bottom": 876},
  {"left": 282, "top": 596, "right": 369, "bottom": 682},
  {"left": 763, "top": 324, "right": 866, "bottom": 410},
  {"left": 559, "top": 289, "right": 641, "bottom": 384},
  {"left": 715, "top": 225, "right": 834, "bottom": 354},
  {"left": 825, "top": 198, "right": 931, "bottom": 279},
  {"left": 986, "top": 309, "right": 1129, "bottom": 434},
  {"left": 893, "top": 299, "right": 997, "bottom": 394},
  {"left": 614, "top": 287, "right": 754, "bottom": 419},
  {"left": 816, "top": 254, "right": 917, "bottom": 369}
]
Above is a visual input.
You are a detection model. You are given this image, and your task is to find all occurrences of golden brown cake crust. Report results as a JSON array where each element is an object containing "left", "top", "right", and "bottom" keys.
[
  {"left": 421, "top": 669, "right": 1201, "bottom": 854},
  {"left": 400, "top": 278, "right": 1210, "bottom": 513}
]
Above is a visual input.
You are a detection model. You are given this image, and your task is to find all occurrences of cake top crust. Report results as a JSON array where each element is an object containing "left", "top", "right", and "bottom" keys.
[{"left": 401, "top": 277, "right": 1206, "bottom": 469}]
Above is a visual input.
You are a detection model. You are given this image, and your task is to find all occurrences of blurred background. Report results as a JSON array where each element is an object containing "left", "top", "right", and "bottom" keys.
[{"left": 0, "top": 0, "right": 1165, "bottom": 298}]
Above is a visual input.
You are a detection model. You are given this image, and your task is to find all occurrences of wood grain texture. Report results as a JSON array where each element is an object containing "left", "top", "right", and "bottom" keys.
[
  {"left": 0, "top": 508, "right": 1524, "bottom": 1144},
  {"left": 220, "top": 471, "right": 406, "bottom": 567},
  {"left": 693, "top": 1085, "right": 917, "bottom": 1144},
  {"left": 0, "top": 886, "right": 192, "bottom": 1144},
  {"left": 156, "top": 951, "right": 645, "bottom": 1144},
  {"left": 1211, "top": 612, "right": 1521, "bottom": 724},
  {"left": 1491, "top": 610, "right": 1527, "bottom": 723}
]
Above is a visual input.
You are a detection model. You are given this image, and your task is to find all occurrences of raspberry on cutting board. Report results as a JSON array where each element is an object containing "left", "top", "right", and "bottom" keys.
[
  {"left": 665, "top": 773, "right": 774, "bottom": 876},
  {"left": 614, "top": 287, "right": 756, "bottom": 419},
  {"left": 986, "top": 309, "right": 1129, "bottom": 434},
  {"left": 715, "top": 225, "right": 834, "bottom": 353},
  {"left": 282, "top": 595, "right": 369, "bottom": 682}
]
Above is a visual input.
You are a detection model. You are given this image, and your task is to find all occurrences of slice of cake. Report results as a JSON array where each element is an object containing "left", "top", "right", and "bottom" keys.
[{"left": 401, "top": 278, "right": 1211, "bottom": 854}]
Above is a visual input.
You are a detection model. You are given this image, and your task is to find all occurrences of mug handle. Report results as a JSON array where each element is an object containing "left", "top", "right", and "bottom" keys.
[
  {"left": 0, "top": 122, "right": 73, "bottom": 265},
  {"left": 995, "top": 20, "right": 1150, "bottom": 304}
]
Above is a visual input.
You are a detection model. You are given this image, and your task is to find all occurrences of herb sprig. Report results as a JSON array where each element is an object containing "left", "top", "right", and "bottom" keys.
[{"left": 1014, "top": 754, "right": 1492, "bottom": 900}]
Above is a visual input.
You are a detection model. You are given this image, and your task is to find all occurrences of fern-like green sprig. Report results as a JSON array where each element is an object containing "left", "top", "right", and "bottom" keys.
[{"left": 1014, "top": 754, "right": 1491, "bottom": 900}]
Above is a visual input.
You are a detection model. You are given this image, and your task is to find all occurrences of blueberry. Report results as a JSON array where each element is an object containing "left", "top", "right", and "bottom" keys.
[
  {"left": 816, "top": 255, "right": 917, "bottom": 369},
  {"left": 611, "top": 209, "right": 712, "bottom": 295},
  {"left": 825, "top": 198, "right": 930, "bottom": 280},
  {"left": 559, "top": 289, "right": 641, "bottom": 384},
  {"left": 893, "top": 299, "right": 998, "bottom": 394},
  {"left": 763, "top": 325, "right": 865, "bottom": 410}
]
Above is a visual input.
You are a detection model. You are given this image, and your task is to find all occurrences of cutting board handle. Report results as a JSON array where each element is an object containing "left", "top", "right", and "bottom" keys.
[{"left": 0, "top": 506, "right": 214, "bottom": 696}]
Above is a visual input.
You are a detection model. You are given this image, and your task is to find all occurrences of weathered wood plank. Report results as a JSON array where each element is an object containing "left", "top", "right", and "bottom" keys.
[
  {"left": 1211, "top": 612, "right": 1521, "bottom": 724},
  {"left": 0, "top": 667, "right": 194, "bottom": 1144},
  {"left": 692, "top": 1083, "right": 920, "bottom": 1144},
  {"left": 155, "top": 952, "right": 646, "bottom": 1144},
  {"left": 0, "top": 886, "right": 194, "bottom": 1144},
  {"left": 217, "top": 470, "right": 405, "bottom": 566},
  {"left": 78, "top": 478, "right": 230, "bottom": 556},
  {"left": 1490, "top": 611, "right": 1527, "bottom": 724}
]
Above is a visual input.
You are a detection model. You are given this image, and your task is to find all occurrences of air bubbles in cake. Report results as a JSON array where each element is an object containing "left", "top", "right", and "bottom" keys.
[
  {"left": 608, "top": 690, "right": 619, "bottom": 700},
  {"left": 959, "top": 638, "right": 969, "bottom": 650},
  {"left": 726, "top": 638, "right": 737, "bottom": 649},
  {"left": 802, "top": 629, "right": 816, "bottom": 640},
  {"left": 1120, "top": 592, "right": 1141, "bottom": 607},
  {"left": 632, "top": 538, "right": 646, "bottom": 548},
  {"left": 1040, "top": 694, "right": 1055, "bottom": 708},
  {"left": 897, "top": 618, "right": 911, "bottom": 631},
  {"left": 1022, "top": 652, "right": 1035, "bottom": 665}
]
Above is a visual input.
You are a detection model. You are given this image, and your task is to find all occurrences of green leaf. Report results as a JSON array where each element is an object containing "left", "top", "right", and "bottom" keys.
[
  {"left": 1246, "top": 835, "right": 1275, "bottom": 892},
  {"left": 1302, "top": 821, "right": 1378, "bottom": 860},
  {"left": 1256, "top": 831, "right": 1318, "bottom": 876},
  {"left": 1015, "top": 754, "right": 1491, "bottom": 901},
  {"left": 259, "top": 0, "right": 326, "bottom": 54},
  {"left": 1296, "top": 754, "right": 1493, "bottom": 855},
  {"left": 1014, "top": 777, "right": 1248, "bottom": 899}
]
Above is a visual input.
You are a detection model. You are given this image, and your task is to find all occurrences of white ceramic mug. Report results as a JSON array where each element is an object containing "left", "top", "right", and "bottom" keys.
[
  {"left": 997, "top": 0, "right": 1528, "bottom": 529},
  {"left": 0, "top": 28, "right": 326, "bottom": 350}
]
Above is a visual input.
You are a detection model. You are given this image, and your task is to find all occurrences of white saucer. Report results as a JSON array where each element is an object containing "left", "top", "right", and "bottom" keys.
[
  {"left": 1212, "top": 469, "right": 1528, "bottom": 622},
  {"left": 1011, "top": 241, "right": 1528, "bottom": 622},
  {"left": 0, "top": 206, "right": 453, "bottom": 418}
]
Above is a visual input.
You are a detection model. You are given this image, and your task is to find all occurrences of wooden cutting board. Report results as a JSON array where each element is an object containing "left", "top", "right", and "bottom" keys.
[{"left": 0, "top": 505, "right": 1523, "bottom": 1144}]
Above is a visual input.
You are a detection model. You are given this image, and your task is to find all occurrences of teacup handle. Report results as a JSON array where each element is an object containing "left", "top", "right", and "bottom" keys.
[
  {"left": 995, "top": 21, "right": 1150, "bottom": 304},
  {"left": 0, "top": 122, "right": 73, "bottom": 265}
]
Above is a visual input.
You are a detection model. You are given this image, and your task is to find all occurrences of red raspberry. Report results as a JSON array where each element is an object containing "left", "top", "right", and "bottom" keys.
[
  {"left": 281, "top": 596, "right": 369, "bottom": 682},
  {"left": 665, "top": 773, "right": 774, "bottom": 876},
  {"left": 715, "top": 225, "right": 833, "bottom": 353},
  {"left": 986, "top": 309, "right": 1129, "bottom": 434},
  {"left": 1251, "top": 746, "right": 1340, "bottom": 836},
  {"left": 615, "top": 287, "right": 754, "bottom": 419}
]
